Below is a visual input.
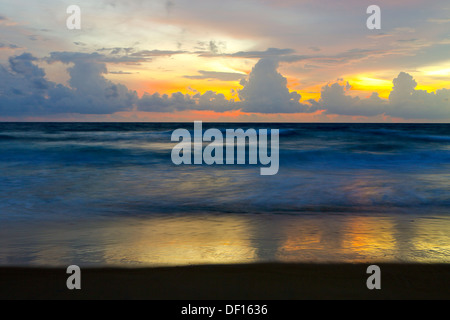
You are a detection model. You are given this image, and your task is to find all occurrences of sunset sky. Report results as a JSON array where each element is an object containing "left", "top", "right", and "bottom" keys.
[{"left": 0, "top": 0, "right": 449, "bottom": 122}]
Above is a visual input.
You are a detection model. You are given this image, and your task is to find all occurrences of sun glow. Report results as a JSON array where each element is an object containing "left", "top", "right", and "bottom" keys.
[{"left": 346, "top": 75, "right": 393, "bottom": 99}]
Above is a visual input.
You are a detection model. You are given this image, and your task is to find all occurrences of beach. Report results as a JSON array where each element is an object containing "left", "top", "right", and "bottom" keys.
[
  {"left": 1, "top": 123, "right": 449, "bottom": 301},
  {"left": 2, "top": 0, "right": 450, "bottom": 304},
  {"left": 1, "top": 263, "right": 449, "bottom": 300}
]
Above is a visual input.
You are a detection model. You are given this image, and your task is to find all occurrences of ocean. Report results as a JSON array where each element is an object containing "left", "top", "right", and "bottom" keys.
[{"left": 0, "top": 122, "right": 449, "bottom": 266}]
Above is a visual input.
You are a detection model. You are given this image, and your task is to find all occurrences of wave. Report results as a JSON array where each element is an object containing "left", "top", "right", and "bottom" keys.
[
  {"left": 1, "top": 123, "right": 449, "bottom": 219},
  {"left": 0, "top": 134, "right": 17, "bottom": 141}
]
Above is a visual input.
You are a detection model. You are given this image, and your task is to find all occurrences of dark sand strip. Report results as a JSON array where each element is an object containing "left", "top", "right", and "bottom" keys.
[{"left": 0, "top": 263, "right": 449, "bottom": 300}]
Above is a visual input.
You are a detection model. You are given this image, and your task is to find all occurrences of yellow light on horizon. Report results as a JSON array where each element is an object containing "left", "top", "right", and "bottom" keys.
[
  {"left": 424, "top": 68, "right": 450, "bottom": 77},
  {"left": 421, "top": 61, "right": 450, "bottom": 77},
  {"left": 348, "top": 76, "right": 392, "bottom": 99}
]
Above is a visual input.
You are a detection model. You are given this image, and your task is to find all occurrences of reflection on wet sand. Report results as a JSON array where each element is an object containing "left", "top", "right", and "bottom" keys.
[
  {"left": 342, "top": 217, "right": 397, "bottom": 261},
  {"left": 277, "top": 215, "right": 450, "bottom": 263},
  {"left": 0, "top": 213, "right": 449, "bottom": 266},
  {"left": 100, "top": 215, "right": 258, "bottom": 266}
]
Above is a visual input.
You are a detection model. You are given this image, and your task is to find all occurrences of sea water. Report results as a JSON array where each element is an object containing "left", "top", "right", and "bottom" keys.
[{"left": 0, "top": 122, "right": 449, "bottom": 266}]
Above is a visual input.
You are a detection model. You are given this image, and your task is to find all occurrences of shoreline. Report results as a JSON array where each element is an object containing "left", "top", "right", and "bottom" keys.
[{"left": 1, "top": 263, "right": 449, "bottom": 300}]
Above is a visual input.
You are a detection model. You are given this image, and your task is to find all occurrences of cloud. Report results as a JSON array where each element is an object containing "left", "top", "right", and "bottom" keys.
[
  {"left": 320, "top": 72, "right": 450, "bottom": 119},
  {"left": 184, "top": 70, "right": 246, "bottom": 81},
  {"left": 428, "top": 18, "right": 450, "bottom": 24},
  {"left": 138, "top": 57, "right": 317, "bottom": 114},
  {"left": 108, "top": 71, "right": 135, "bottom": 75},
  {"left": 0, "top": 52, "right": 137, "bottom": 116},
  {"left": 318, "top": 81, "right": 387, "bottom": 117},
  {"left": 0, "top": 43, "right": 20, "bottom": 50},
  {"left": 230, "top": 48, "right": 295, "bottom": 58},
  {"left": 0, "top": 53, "right": 53, "bottom": 115},
  {"left": 137, "top": 91, "right": 237, "bottom": 113},
  {"left": 197, "top": 47, "right": 308, "bottom": 62},
  {"left": 0, "top": 15, "right": 16, "bottom": 26},
  {"left": 47, "top": 53, "right": 138, "bottom": 114},
  {"left": 197, "top": 47, "right": 390, "bottom": 66},
  {"left": 238, "top": 58, "right": 316, "bottom": 113},
  {"left": 130, "top": 49, "right": 187, "bottom": 57},
  {"left": 387, "top": 72, "right": 450, "bottom": 119},
  {"left": 1, "top": 51, "right": 449, "bottom": 120},
  {"left": 97, "top": 47, "right": 135, "bottom": 55},
  {"left": 47, "top": 51, "right": 147, "bottom": 65},
  {"left": 138, "top": 92, "right": 192, "bottom": 112}
]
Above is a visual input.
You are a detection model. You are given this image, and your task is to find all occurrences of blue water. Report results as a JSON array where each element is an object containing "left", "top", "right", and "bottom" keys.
[{"left": 0, "top": 123, "right": 449, "bottom": 265}]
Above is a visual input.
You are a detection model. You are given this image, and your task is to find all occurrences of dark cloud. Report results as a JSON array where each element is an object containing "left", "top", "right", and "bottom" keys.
[
  {"left": 48, "top": 51, "right": 147, "bottom": 65},
  {"left": 238, "top": 58, "right": 315, "bottom": 114},
  {"left": 137, "top": 91, "right": 237, "bottom": 113},
  {"left": 0, "top": 43, "right": 20, "bottom": 50},
  {"left": 320, "top": 72, "right": 450, "bottom": 119},
  {"left": 318, "top": 81, "right": 387, "bottom": 117},
  {"left": 138, "top": 55, "right": 317, "bottom": 114},
  {"left": 139, "top": 57, "right": 317, "bottom": 114},
  {"left": 93, "top": 48, "right": 187, "bottom": 60},
  {"left": 0, "top": 52, "right": 137, "bottom": 116},
  {"left": 97, "top": 47, "right": 135, "bottom": 55},
  {"left": 0, "top": 53, "right": 55, "bottom": 115},
  {"left": 47, "top": 53, "right": 138, "bottom": 114},
  {"left": 0, "top": 51, "right": 449, "bottom": 119},
  {"left": 387, "top": 72, "right": 450, "bottom": 119},
  {"left": 397, "top": 39, "right": 419, "bottom": 43}
]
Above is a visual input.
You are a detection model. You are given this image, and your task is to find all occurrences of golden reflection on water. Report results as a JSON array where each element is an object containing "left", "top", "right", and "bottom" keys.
[
  {"left": 274, "top": 216, "right": 397, "bottom": 263},
  {"left": 99, "top": 215, "right": 258, "bottom": 266},
  {"left": 97, "top": 214, "right": 450, "bottom": 265},
  {"left": 341, "top": 217, "right": 397, "bottom": 261},
  {"left": 1, "top": 214, "right": 449, "bottom": 266},
  {"left": 411, "top": 217, "right": 450, "bottom": 262}
]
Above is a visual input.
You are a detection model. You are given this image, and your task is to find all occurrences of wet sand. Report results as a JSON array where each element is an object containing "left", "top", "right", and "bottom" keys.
[{"left": 0, "top": 263, "right": 449, "bottom": 300}]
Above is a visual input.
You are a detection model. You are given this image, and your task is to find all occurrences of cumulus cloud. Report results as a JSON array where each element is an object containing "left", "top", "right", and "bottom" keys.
[
  {"left": 0, "top": 51, "right": 449, "bottom": 120},
  {"left": 0, "top": 53, "right": 56, "bottom": 115},
  {"left": 387, "top": 72, "right": 450, "bottom": 119},
  {"left": 318, "top": 81, "right": 387, "bottom": 117},
  {"left": 47, "top": 53, "right": 138, "bottom": 114},
  {"left": 0, "top": 52, "right": 137, "bottom": 115},
  {"left": 138, "top": 57, "right": 317, "bottom": 114},
  {"left": 319, "top": 72, "right": 450, "bottom": 119},
  {"left": 137, "top": 91, "right": 237, "bottom": 113},
  {"left": 238, "top": 58, "right": 316, "bottom": 113}
]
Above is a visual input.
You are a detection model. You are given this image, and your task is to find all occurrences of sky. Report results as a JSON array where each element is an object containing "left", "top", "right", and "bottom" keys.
[{"left": 0, "top": 0, "right": 449, "bottom": 122}]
